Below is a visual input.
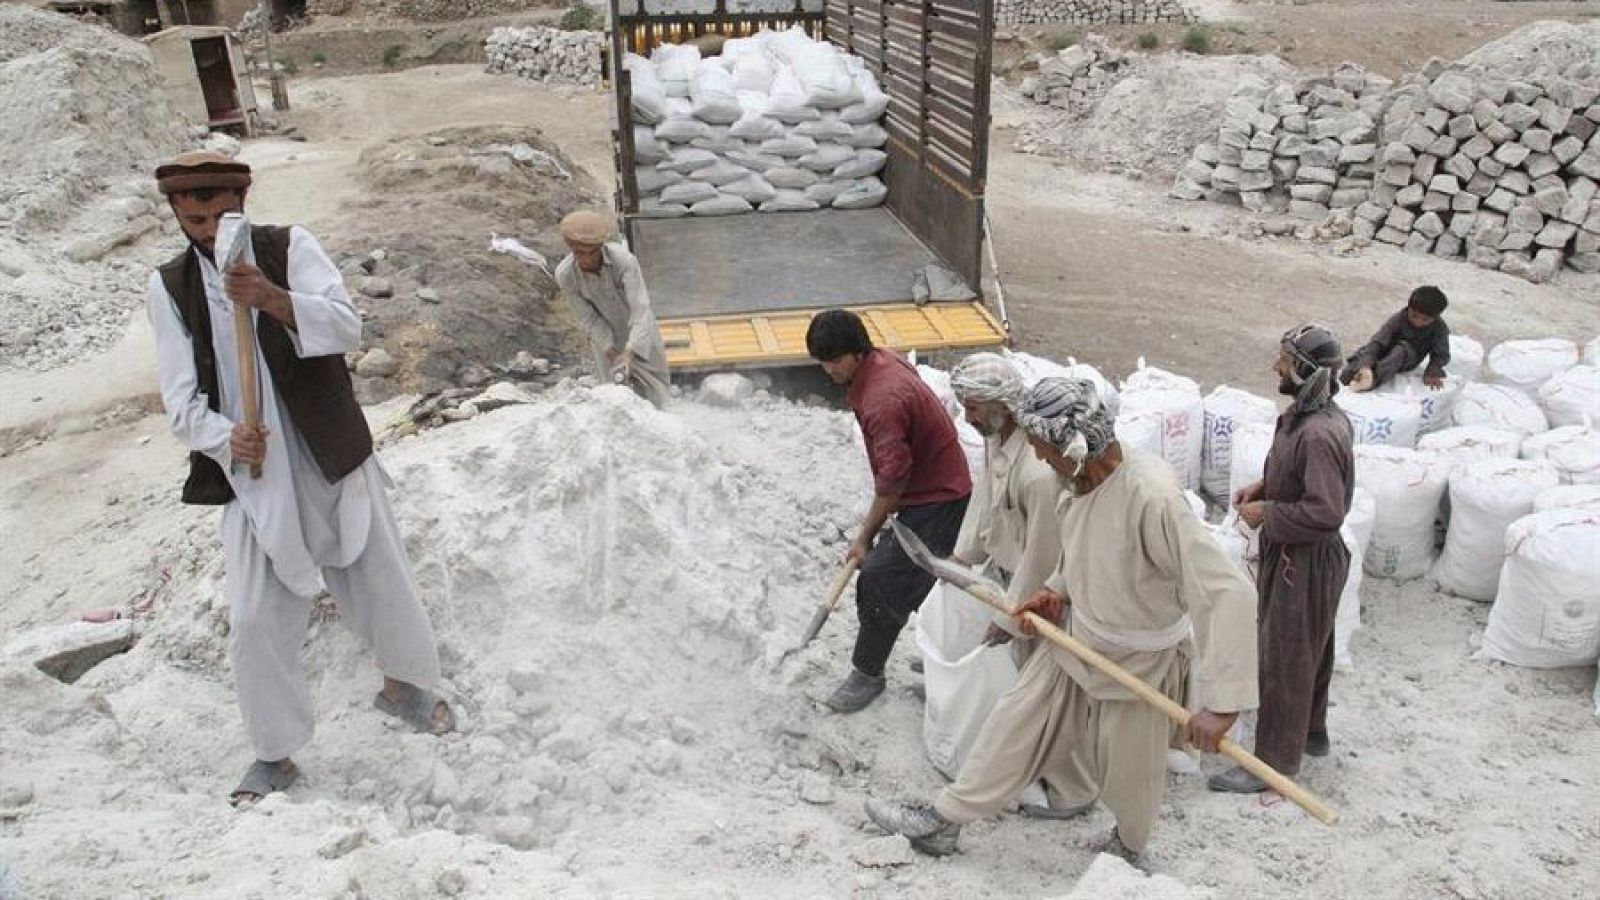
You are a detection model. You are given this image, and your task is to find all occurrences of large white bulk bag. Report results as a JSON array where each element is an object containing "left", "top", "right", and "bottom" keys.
[
  {"left": 1120, "top": 361, "right": 1205, "bottom": 491},
  {"left": 1432, "top": 459, "right": 1561, "bottom": 601},
  {"left": 916, "top": 365, "right": 985, "bottom": 483},
  {"left": 1383, "top": 372, "right": 1464, "bottom": 434},
  {"left": 1487, "top": 338, "right": 1579, "bottom": 398},
  {"left": 1335, "top": 390, "right": 1424, "bottom": 448},
  {"left": 1537, "top": 365, "right": 1600, "bottom": 429},
  {"left": 1205, "top": 513, "right": 1252, "bottom": 578},
  {"left": 1200, "top": 387, "right": 1278, "bottom": 500},
  {"left": 1453, "top": 382, "right": 1549, "bottom": 435},
  {"left": 1356, "top": 445, "right": 1449, "bottom": 579},
  {"left": 624, "top": 54, "right": 667, "bottom": 124},
  {"left": 1006, "top": 352, "right": 1119, "bottom": 410},
  {"left": 1584, "top": 337, "right": 1600, "bottom": 367},
  {"left": 1417, "top": 426, "right": 1522, "bottom": 469},
  {"left": 1115, "top": 407, "right": 1165, "bottom": 463},
  {"left": 1532, "top": 484, "right": 1600, "bottom": 513},
  {"left": 1335, "top": 487, "right": 1376, "bottom": 671},
  {"left": 1519, "top": 425, "right": 1600, "bottom": 484},
  {"left": 1228, "top": 421, "right": 1275, "bottom": 503},
  {"left": 914, "top": 583, "right": 1019, "bottom": 777},
  {"left": 1449, "top": 334, "right": 1485, "bottom": 382},
  {"left": 1481, "top": 506, "right": 1600, "bottom": 668}
]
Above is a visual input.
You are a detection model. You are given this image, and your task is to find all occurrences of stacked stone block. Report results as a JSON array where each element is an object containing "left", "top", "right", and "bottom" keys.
[
  {"left": 485, "top": 26, "right": 604, "bottom": 85},
  {"left": 1016, "top": 34, "right": 1131, "bottom": 118},
  {"left": 997, "top": 0, "right": 1195, "bottom": 26}
]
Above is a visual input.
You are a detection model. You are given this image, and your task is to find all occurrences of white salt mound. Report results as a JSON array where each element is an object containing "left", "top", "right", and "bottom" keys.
[{"left": 1058, "top": 852, "right": 1217, "bottom": 899}]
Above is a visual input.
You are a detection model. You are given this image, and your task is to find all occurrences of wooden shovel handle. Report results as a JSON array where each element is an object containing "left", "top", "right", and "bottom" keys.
[
  {"left": 233, "top": 303, "right": 263, "bottom": 479},
  {"left": 824, "top": 558, "right": 861, "bottom": 612}
]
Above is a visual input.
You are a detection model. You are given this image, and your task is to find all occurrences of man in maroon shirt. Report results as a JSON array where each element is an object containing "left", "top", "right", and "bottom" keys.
[{"left": 806, "top": 310, "right": 972, "bottom": 712}]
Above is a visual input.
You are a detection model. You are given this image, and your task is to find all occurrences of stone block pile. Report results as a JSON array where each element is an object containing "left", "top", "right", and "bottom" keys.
[
  {"left": 1016, "top": 34, "right": 1132, "bottom": 118},
  {"left": 1172, "top": 54, "right": 1600, "bottom": 283},
  {"left": 485, "top": 26, "right": 604, "bottom": 85},
  {"left": 997, "top": 0, "right": 1194, "bottom": 26}
]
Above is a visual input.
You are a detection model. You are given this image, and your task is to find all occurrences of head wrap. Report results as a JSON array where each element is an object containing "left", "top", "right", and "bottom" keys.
[
  {"left": 949, "top": 352, "right": 1024, "bottom": 409},
  {"left": 560, "top": 210, "right": 611, "bottom": 245},
  {"left": 1017, "top": 377, "right": 1117, "bottom": 462},
  {"left": 1281, "top": 323, "right": 1342, "bottom": 416},
  {"left": 155, "top": 151, "right": 252, "bottom": 195}
]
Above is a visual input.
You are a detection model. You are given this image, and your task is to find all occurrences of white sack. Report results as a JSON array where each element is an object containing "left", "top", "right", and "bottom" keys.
[
  {"left": 1537, "top": 365, "right": 1600, "bottom": 429},
  {"left": 637, "top": 199, "right": 689, "bottom": 218},
  {"left": 1450, "top": 334, "right": 1486, "bottom": 382},
  {"left": 841, "top": 68, "right": 890, "bottom": 123},
  {"left": 1584, "top": 337, "right": 1600, "bottom": 367},
  {"left": 633, "top": 126, "right": 670, "bottom": 164},
  {"left": 731, "top": 48, "right": 775, "bottom": 93},
  {"left": 804, "top": 181, "right": 849, "bottom": 204},
  {"left": 1416, "top": 426, "right": 1522, "bottom": 470},
  {"left": 832, "top": 176, "right": 887, "bottom": 209},
  {"left": 798, "top": 142, "right": 854, "bottom": 172},
  {"left": 656, "top": 117, "right": 712, "bottom": 143},
  {"left": 1356, "top": 445, "right": 1448, "bottom": 580},
  {"left": 659, "top": 180, "right": 719, "bottom": 205},
  {"left": 793, "top": 43, "right": 862, "bottom": 109},
  {"left": 759, "top": 134, "right": 819, "bottom": 157},
  {"left": 624, "top": 54, "right": 667, "bottom": 125},
  {"left": 728, "top": 111, "right": 786, "bottom": 141},
  {"left": 1481, "top": 506, "right": 1600, "bottom": 668},
  {"left": 651, "top": 43, "right": 700, "bottom": 98},
  {"left": 765, "top": 66, "right": 820, "bottom": 123},
  {"left": 795, "top": 113, "right": 853, "bottom": 141},
  {"left": 688, "top": 160, "right": 752, "bottom": 186},
  {"left": 1335, "top": 390, "right": 1424, "bottom": 448},
  {"left": 690, "top": 60, "right": 741, "bottom": 123},
  {"left": 917, "top": 365, "right": 986, "bottom": 482},
  {"left": 1453, "top": 382, "right": 1549, "bottom": 435},
  {"left": 1432, "top": 459, "right": 1561, "bottom": 601},
  {"left": 1119, "top": 361, "right": 1205, "bottom": 491},
  {"left": 690, "top": 194, "right": 754, "bottom": 217},
  {"left": 1335, "top": 487, "right": 1376, "bottom": 671},
  {"left": 1382, "top": 371, "right": 1465, "bottom": 434},
  {"left": 1201, "top": 386, "right": 1278, "bottom": 500},
  {"left": 721, "top": 174, "right": 778, "bottom": 204},
  {"left": 1520, "top": 425, "right": 1600, "bottom": 484},
  {"left": 1533, "top": 484, "right": 1600, "bottom": 513},
  {"left": 1228, "top": 421, "right": 1275, "bottom": 503},
  {"left": 725, "top": 148, "right": 786, "bottom": 172},
  {"left": 915, "top": 583, "right": 1018, "bottom": 778},
  {"left": 847, "top": 122, "right": 891, "bottom": 148},
  {"left": 833, "top": 148, "right": 888, "bottom": 179},
  {"left": 1115, "top": 408, "right": 1165, "bottom": 462},
  {"left": 765, "top": 166, "right": 820, "bottom": 190},
  {"left": 634, "top": 166, "right": 684, "bottom": 194},
  {"left": 1487, "top": 338, "right": 1579, "bottom": 398},
  {"left": 1006, "top": 352, "right": 1119, "bottom": 409},
  {"left": 689, "top": 126, "right": 744, "bottom": 153},
  {"left": 760, "top": 190, "right": 820, "bottom": 212}
]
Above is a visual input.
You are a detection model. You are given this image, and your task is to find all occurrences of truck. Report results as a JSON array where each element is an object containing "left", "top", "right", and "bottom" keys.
[{"left": 605, "top": 0, "right": 1007, "bottom": 371}]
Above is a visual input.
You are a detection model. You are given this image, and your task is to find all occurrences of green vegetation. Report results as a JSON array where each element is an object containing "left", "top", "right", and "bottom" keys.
[
  {"left": 382, "top": 44, "right": 403, "bottom": 68},
  {"left": 1136, "top": 31, "right": 1159, "bottom": 50},
  {"left": 560, "top": 3, "right": 602, "bottom": 32},
  {"left": 1042, "top": 27, "right": 1079, "bottom": 53},
  {"left": 311, "top": 51, "right": 327, "bottom": 65},
  {"left": 1181, "top": 26, "right": 1212, "bottom": 56}
]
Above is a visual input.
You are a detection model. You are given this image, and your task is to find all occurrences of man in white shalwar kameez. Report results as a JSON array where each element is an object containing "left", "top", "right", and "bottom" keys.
[
  {"left": 866, "top": 377, "right": 1259, "bottom": 864},
  {"left": 553, "top": 210, "right": 671, "bottom": 407},
  {"left": 145, "top": 152, "right": 452, "bottom": 806}
]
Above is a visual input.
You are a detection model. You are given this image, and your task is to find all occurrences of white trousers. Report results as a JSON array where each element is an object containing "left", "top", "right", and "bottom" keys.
[{"left": 222, "top": 480, "right": 441, "bottom": 762}]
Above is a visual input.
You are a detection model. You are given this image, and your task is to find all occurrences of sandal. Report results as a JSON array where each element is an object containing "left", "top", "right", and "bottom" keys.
[
  {"left": 231, "top": 759, "right": 299, "bottom": 808},
  {"left": 374, "top": 683, "right": 455, "bottom": 735}
]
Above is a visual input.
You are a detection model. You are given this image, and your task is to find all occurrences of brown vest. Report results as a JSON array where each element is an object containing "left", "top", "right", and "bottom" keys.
[{"left": 159, "top": 225, "right": 372, "bottom": 505}]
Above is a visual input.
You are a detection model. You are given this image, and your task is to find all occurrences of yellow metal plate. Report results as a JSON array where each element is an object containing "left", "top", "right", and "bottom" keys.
[{"left": 661, "top": 301, "right": 1005, "bottom": 370}]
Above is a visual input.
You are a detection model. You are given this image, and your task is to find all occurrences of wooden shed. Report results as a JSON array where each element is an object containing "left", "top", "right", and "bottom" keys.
[{"left": 142, "top": 25, "right": 258, "bottom": 134}]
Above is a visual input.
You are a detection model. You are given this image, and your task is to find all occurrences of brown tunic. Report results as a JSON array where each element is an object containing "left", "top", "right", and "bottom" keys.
[{"left": 1255, "top": 404, "right": 1356, "bottom": 774}]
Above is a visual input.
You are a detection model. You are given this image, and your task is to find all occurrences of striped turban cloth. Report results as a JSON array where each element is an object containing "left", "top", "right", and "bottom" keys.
[
  {"left": 949, "top": 352, "right": 1024, "bottom": 409},
  {"left": 1017, "top": 376, "right": 1118, "bottom": 460}
]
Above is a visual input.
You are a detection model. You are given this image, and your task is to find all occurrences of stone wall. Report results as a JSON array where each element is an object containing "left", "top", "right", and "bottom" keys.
[
  {"left": 997, "top": 0, "right": 1195, "bottom": 27},
  {"left": 485, "top": 25, "right": 603, "bottom": 84}
]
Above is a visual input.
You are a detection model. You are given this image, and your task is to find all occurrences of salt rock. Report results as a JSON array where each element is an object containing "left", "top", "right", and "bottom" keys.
[
  {"left": 0, "top": 781, "right": 35, "bottom": 808},
  {"left": 436, "top": 868, "right": 469, "bottom": 897},
  {"left": 506, "top": 661, "right": 541, "bottom": 695},
  {"left": 2, "top": 620, "right": 134, "bottom": 684},
  {"left": 356, "top": 347, "right": 399, "bottom": 378},
  {"left": 416, "top": 287, "right": 441, "bottom": 304},
  {"left": 317, "top": 825, "right": 366, "bottom": 860},
  {"left": 799, "top": 774, "right": 833, "bottom": 805},
  {"left": 470, "top": 381, "right": 537, "bottom": 412},
  {"left": 428, "top": 760, "right": 460, "bottom": 808},
  {"left": 852, "top": 835, "right": 914, "bottom": 868},
  {"left": 359, "top": 277, "right": 394, "bottom": 299},
  {"left": 202, "top": 132, "right": 242, "bottom": 158},
  {"left": 644, "top": 739, "right": 681, "bottom": 775},
  {"left": 699, "top": 372, "right": 757, "bottom": 408}
]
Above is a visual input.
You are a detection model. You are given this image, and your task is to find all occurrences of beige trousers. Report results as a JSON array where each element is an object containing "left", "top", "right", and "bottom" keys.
[{"left": 934, "top": 639, "right": 1177, "bottom": 853}]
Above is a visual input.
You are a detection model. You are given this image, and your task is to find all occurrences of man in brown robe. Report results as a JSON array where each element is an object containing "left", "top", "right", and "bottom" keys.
[{"left": 1212, "top": 324, "right": 1355, "bottom": 792}]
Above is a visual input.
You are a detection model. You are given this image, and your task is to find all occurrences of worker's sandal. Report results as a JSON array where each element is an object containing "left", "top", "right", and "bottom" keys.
[{"left": 864, "top": 798, "right": 960, "bottom": 856}]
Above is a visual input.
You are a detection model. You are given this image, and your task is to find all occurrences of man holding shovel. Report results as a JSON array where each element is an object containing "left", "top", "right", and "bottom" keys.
[
  {"left": 146, "top": 152, "right": 452, "bottom": 807},
  {"left": 554, "top": 210, "right": 671, "bottom": 408},
  {"left": 865, "top": 377, "right": 1259, "bottom": 862}
]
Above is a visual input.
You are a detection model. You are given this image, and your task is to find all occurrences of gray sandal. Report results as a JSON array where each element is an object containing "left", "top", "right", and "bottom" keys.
[
  {"left": 374, "top": 684, "right": 455, "bottom": 735},
  {"left": 231, "top": 759, "right": 298, "bottom": 807}
]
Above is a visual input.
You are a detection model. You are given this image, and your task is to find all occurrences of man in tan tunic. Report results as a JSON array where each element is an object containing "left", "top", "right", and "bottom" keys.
[
  {"left": 866, "top": 377, "right": 1259, "bottom": 863},
  {"left": 947, "top": 353, "right": 1065, "bottom": 654},
  {"left": 553, "top": 210, "right": 671, "bottom": 407}
]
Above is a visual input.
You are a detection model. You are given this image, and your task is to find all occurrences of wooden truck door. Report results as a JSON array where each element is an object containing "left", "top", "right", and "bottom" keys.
[{"left": 824, "top": 0, "right": 992, "bottom": 290}]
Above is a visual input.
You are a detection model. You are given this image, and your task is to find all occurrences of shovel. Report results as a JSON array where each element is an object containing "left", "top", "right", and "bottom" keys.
[
  {"left": 789, "top": 559, "right": 860, "bottom": 655},
  {"left": 888, "top": 517, "right": 1339, "bottom": 826}
]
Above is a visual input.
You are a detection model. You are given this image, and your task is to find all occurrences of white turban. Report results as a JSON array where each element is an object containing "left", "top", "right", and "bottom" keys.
[{"left": 949, "top": 352, "right": 1024, "bottom": 409}]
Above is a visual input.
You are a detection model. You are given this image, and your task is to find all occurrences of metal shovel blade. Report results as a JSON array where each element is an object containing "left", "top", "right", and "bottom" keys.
[
  {"left": 216, "top": 212, "right": 252, "bottom": 272},
  {"left": 888, "top": 517, "right": 1012, "bottom": 611}
]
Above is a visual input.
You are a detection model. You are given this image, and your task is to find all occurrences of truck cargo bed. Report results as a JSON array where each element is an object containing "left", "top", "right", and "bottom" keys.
[{"left": 633, "top": 208, "right": 963, "bottom": 318}]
